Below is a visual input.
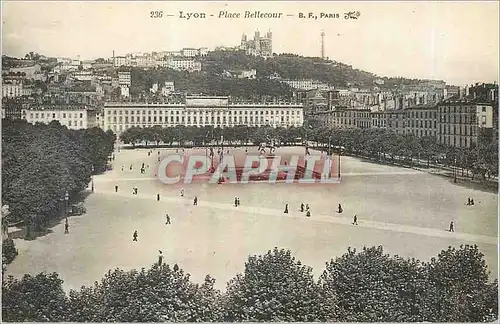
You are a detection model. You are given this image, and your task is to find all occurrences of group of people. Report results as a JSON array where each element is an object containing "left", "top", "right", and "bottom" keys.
[
  {"left": 234, "top": 197, "right": 241, "bottom": 207},
  {"left": 298, "top": 203, "right": 311, "bottom": 217},
  {"left": 466, "top": 197, "right": 475, "bottom": 206}
]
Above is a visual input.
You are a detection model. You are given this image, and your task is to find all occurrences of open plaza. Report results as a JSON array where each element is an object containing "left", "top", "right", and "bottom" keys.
[{"left": 5, "top": 146, "right": 498, "bottom": 291}]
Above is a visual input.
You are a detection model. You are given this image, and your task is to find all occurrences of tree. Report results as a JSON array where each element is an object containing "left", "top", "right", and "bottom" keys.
[
  {"left": 222, "top": 247, "right": 341, "bottom": 321},
  {"left": 66, "top": 264, "right": 221, "bottom": 322},
  {"left": 319, "top": 246, "right": 428, "bottom": 322},
  {"left": 424, "top": 244, "right": 497, "bottom": 322},
  {"left": 2, "top": 273, "right": 68, "bottom": 322}
]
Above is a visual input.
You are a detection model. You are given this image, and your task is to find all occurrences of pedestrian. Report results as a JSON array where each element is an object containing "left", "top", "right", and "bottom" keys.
[
  {"left": 470, "top": 198, "right": 475, "bottom": 206},
  {"left": 449, "top": 221, "right": 454, "bottom": 232},
  {"left": 237, "top": 197, "right": 240, "bottom": 206},
  {"left": 306, "top": 204, "right": 310, "bottom": 211},
  {"left": 245, "top": 148, "right": 248, "bottom": 154},
  {"left": 157, "top": 193, "right": 160, "bottom": 201},
  {"left": 180, "top": 188, "right": 184, "bottom": 197},
  {"left": 300, "top": 203, "right": 304, "bottom": 212},
  {"left": 158, "top": 250, "right": 163, "bottom": 266},
  {"left": 133, "top": 230, "right": 138, "bottom": 241},
  {"left": 130, "top": 165, "right": 133, "bottom": 170},
  {"left": 115, "top": 185, "right": 118, "bottom": 193},
  {"left": 148, "top": 152, "right": 151, "bottom": 156},
  {"left": 306, "top": 209, "right": 311, "bottom": 217},
  {"left": 467, "top": 197, "right": 471, "bottom": 206},
  {"left": 165, "top": 214, "right": 171, "bottom": 225},
  {"left": 121, "top": 166, "right": 124, "bottom": 171},
  {"left": 234, "top": 197, "right": 238, "bottom": 207},
  {"left": 158, "top": 151, "right": 160, "bottom": 155},
  {"left": 338, "top": 204, "right": 343, "bottom": 214},
  {"left": 353, "top": 215, "right": 358, "bottom": 225},
  {"left": 284, "top": 204, "right": 289, "bottom": 214},
  {"left": 194, "top": 196, "right": 198, "bottom": 205},
  {"left": 64, "top": 219, "right": 69, "bottom": 234}
]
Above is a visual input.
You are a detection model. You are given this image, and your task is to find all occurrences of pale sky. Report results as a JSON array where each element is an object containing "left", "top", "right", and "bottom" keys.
[{"left": 2, "top": 1, "right": 499, "bottom": 85}]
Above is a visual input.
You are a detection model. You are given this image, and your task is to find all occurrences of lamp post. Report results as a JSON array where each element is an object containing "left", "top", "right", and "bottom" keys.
[
  {"left": 327, "top": 136, "right": 332, "bottom": 179},
  {"left": 64, "top": 191, "right": 69, "bottom": 221},
  {"left": 453, "top": 157, "right": 457, "bottom": 183},
  {"left": 338, "top": 143, "right": 342, "bottom": 179},
  {"left": 91, "top": 165, "right": 95, "bottom": 192}
]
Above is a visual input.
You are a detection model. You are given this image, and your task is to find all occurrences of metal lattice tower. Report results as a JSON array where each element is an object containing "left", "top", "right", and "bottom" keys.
[{"left": 321, "top": 30, "right": 325, "bottom": 59}]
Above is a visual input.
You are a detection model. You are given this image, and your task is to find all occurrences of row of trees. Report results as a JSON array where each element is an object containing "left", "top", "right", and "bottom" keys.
[
  {"left": 2, "top": 245, "right": 497, "bottom": 322},
  {"left": 1, "top": 120, "right": 116, "bottom": 235},
  {"left": 119, "top": 125, "right": 498, "bottom": 179}
]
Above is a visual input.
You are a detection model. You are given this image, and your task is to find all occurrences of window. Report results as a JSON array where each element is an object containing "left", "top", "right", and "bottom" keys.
[
  {"left": 69, "top": 120, "right": 72, "bottom": 126},
  {"left": 482, "top": 107, "right": 486, "bottom": 112},
  {"left": 482, "top": 116, "right": 486, "bottom": 125},
  {"left": 80, "top": 121, "right": 83, "bottom": 126},
  {"left": 52, "top": 113, "right": 56, "bottom": 118}
]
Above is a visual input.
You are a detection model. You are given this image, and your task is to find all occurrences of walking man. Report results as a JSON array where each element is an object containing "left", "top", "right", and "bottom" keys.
[
  {"left": 115, "top": 185, "right": 119, "bottom": 193},
  {"left": 133, "top": 230, "right": 138, "bottom": 241},
  {"left": 165, "top": 214, "right": 171, "bottom": 225},
  {"left": 237, "top": 197, "right": 240, "bottom": 206},
  {"left": 306, "top": 204, "right": 310, "bottom": 211},
  {"left": 193, "top": 196, "right": 198, "bottom": 206},
  {"left": 234, "top": 197, "right": 238, "bottom": 207},
  {"left": 449, "top": 221, "right": 454, "bottom": 232},
  {"left": 157, "top": 193, "right": 160, "bottom": 201},
  {"left": 338, "top": 204, "right": 343, "bottom": 214},
  {"left": 158, "top": 250, "right": 163, "bottom": 266},
  {"left": 353, "top": 215, "right": 358, "bottom": 225},
  {"left": 64, "top": 219, "right": 69, "bottom": 234},
  {"left": 180, "top": 188, "right": 184, "bottom": 197},
  {"left": 284, "top": 204, "right": 289, "bottom": 214},
  {"left": 300, "top": 203, "right": 304, "bottom": 212},
  {"left": 306, "top": 209, "right": 311, "bottom": 217}
]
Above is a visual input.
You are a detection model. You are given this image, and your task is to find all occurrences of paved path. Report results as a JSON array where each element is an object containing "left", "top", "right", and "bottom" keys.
[
  {"left": 95, "top": 169, "right": 424, "bottom": 183},
  {"left": 99, "top": 188, "right": 497, "bottom": 246}
]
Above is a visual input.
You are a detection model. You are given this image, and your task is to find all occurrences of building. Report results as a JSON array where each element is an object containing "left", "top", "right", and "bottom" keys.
[
  {"left": 161, "top": 82, "right": 175, "bottom": 96},
  {"left": 2, "top": 83, "right": 23, "bottom": 98},
  {"left": 118, "top": 72, "right": 131, "bottom": 87},
  {"left": 237, "top": 69, "right": 257, "bottom": 79},
  {"left": 283, "top": 79, "right": 332, "bottom": 91},
  {"left": 405, "top": 104, "right": 438, "bottom": 138},
  {"left": 113, "top": 56, "right": 130, "bottom": 67},
  {"left": 323, "top": 108, "right": 371, "bottom": 129},
  {"left": 166, "top": 59, "right": 202, "bottom": 71},
  {"left": 437, "top": 99, "right": 493, "bottom": 148},
  {"left": 181, "top": 48, "right": 199, "bottom": 57},
  {"left": 1, "top": 98, "right": 25, "bottom": 120},
  {"left": 371, "top": 110, "right": 406, "bottom": 135},
  {"left": 120, "top": 86, "right": 130, "bottom": 98},
  {"left": 9, "top": 64, "right": 41, "bottom": 79},
  {"left": 22, "top": 105, "right": 98, "bottom": 130},
  {"left": 240, "top": 30, "right": 273, "bottom": 57},
  {"left": 103, "top": 96, "right": 303, "bottom": 135},
  {"left": 73, "top": 71, "right": 94, "bottom": 81}
]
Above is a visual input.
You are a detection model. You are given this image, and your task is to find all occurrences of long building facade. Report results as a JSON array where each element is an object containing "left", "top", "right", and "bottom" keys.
[
  {"left": 437, "top": 100, "right": 493, "bottom": 148},
  {"left": 21, "top": 105, "right": 98, "bottom": 130},
  {"left": 104, "top": 96, "right": 304, "bottom": 135}
]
